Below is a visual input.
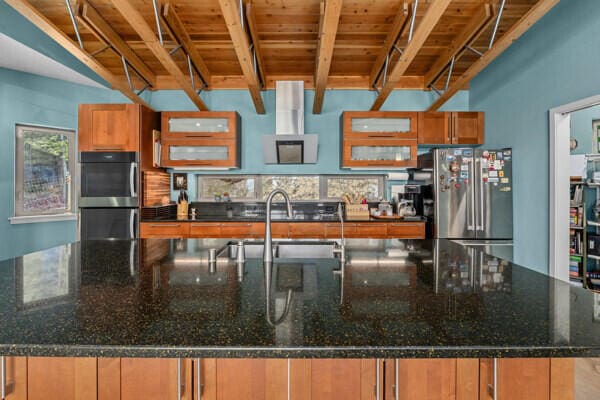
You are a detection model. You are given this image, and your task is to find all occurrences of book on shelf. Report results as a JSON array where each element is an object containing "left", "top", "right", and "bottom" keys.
[{"left": 570, "top": 185, "right": 583, "bottom": 205}]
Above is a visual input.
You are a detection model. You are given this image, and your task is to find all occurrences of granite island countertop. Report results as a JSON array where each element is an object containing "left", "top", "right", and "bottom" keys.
[{"left": 1, "top": 238, "right": 599, "bottom": 359}]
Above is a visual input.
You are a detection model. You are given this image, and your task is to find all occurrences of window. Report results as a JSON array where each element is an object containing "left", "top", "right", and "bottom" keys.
[
  {"left": 197, "top": 175, "right": 384, "bottom": 201},
  {"left": 13, "top": 124, "right": 76, "bottom": 222}
]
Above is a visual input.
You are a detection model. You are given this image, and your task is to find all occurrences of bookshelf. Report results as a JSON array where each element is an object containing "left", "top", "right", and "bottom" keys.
[{"left": 569, "top": 181, "right": 585, "bottom": 284}]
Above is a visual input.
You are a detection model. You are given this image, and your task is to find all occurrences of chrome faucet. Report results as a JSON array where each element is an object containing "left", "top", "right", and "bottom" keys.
[{"left": 263, "top": 189, "right": 293, "bottom": 262}]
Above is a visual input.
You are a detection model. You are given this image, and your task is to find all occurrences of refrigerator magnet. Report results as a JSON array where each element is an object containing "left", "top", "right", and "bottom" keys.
[
  {"left": 499, "top": 171, "right": 504, "bottom": 177},
  {"left": 501, "top": 177, "right": 509, "bottom": 183}
]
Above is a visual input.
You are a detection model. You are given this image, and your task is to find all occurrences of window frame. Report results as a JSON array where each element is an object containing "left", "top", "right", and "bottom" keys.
[
  {"left": 196, "top": 174, "right": 386, "bottom": 202},
  {"left": 11, "top": 124, "right": 78, "bottom": 224}
]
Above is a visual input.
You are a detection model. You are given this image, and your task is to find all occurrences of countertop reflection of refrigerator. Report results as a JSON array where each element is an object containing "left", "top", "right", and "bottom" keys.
[{"left": 419, "top": 148, "right": 514, "bottom": 260}]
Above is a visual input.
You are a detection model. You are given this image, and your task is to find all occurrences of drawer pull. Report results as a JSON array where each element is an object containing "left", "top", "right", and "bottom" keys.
[
  {"left": 390, "top": 223, "right": 421, "bottom": 227},
  {"left": 150, "top": 224, "right": 181, "bottom": 227}
]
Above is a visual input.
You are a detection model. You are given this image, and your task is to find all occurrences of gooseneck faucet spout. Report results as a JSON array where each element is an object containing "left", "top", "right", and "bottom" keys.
[{"left": 263, "top": 189, "right": 293, "bottom": 262}]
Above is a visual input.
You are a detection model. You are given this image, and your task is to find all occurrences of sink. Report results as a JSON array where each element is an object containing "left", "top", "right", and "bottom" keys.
[{"left": 221, "top": 240, "right": 338, "bottom": 260}]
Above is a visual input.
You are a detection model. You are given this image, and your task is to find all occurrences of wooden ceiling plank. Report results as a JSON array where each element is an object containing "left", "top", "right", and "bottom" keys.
[
  {"left": 161, "top": 3, "right": 212, "bottom": 83},
  {"left": 108, "top": 0, "right": 208, "bottom": 110},
  {"left": 4, "top": 0, "right": 151, "bottom": 108},
  {"left": 368, "top": 2, "right": 410, "bottom": 88},
  {"left": 245, "top": 2, "right": 267, "bottom": 89},
  {"left": 424, "top": 3, "right": 492, "bottom": 88},
  {"left": 427, "top": 0, "right": 560, "bottom": 111},
  {"left": 77, "top": 0, "right": 156, "bottom": 87},
  {"left": 313, "top": 0, "right": 343, "bottom": 114},
  {"left": 370, "top": 0, "right": 452, "bottom": 111},
  {"left": 218, "top": 0, "right": 266, "bottom": 114}
]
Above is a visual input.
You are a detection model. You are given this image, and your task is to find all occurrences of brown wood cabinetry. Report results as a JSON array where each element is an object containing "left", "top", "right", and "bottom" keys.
[
  {"left": 341, "top": 111, "right": 418, "bottom": 169},
  {"left": 160, "top": 111, "right": 241, "bottom": 169},
  {"left": 78, "top": 104, "right": 140, "bottom": 152},
  {"left": 141, "top": 222, "right": 190, "bottom": 238},
  {"left": 418, "top": 111, "right": 484, "bottom": 145},
  {"left": 140, "top": 221, "right": 425, "bottom": 239},
  {"left": 385, "top": 359, "right": 460, "bottom": 400}
]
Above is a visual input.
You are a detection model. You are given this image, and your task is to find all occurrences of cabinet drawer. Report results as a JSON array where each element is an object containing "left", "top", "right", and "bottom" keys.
[
  {"left": 387, "top": 223, "right": 425, "bottom": 238},
  {"left": 343, "top": 111, "right": 418, "bottom": 140},
  {"left": 161, "top": 111, "right": 238, "bottom": 140},
  {"left": 161, "top": 138, "right": 239, "bottom": 168},
  {"left": 351, "top": 223, "right": 387, "bottom": 238},
  {"left": 289, "top": 223, "right": 325, "bottom": 238},
  {"left": 189, "top": 223, "right": 222, "bottom": 237},
  {"left": 324, "top": 223, "right": 357, "bottom": 238},
  {"left": 220, "top": 223, "right": 256, "bottom": 238},
  {"left": 140, "top": 222, "right": 189, "bottom": 238}
]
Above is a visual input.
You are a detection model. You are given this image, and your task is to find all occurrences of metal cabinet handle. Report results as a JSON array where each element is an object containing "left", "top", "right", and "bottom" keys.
[
  {"left": 395, "top": 359, "right": 399, "bottom": 399},
  {"left": 177, "top": 358, "right": 183, "bottom": 400},
  {"left": 196, "top": 358, "right": 202, "bottom": 400},
  {"left": 185, "top": 134, "right": 212, "bottom": 138},
  {"left": 390, "top": 223, "right": 420, "bottom": 227},
  {"left": 151, "top": 224, "right": 181, "bottom": 227},
  {"left": 486, "top": 358, "right": 498, "bottom": 400},
  {"left": 375, "top": 358, "right": 380, "bottom": 400}
]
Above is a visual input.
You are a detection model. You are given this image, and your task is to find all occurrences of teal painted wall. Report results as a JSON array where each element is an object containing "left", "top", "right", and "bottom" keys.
[
  {"left": 0, "top": 0, "right": 108, "bottom": 87},
  {"left": 469, "top": 0, "right": 600, "bottom": 274},
  {"left": 0, "top": 67, "right": 127, "bottom": 261},
  {"left": 149, "top": 88, "right": 469, "bottom": 200}
]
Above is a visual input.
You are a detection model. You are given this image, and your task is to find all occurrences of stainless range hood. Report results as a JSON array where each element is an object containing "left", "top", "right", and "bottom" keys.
[{"left": 262, "top": 81, "right": 318, "bottom": 164}]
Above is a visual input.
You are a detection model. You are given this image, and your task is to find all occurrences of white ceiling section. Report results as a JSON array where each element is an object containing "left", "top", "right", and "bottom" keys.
[{"left": 0, "top": 32, "right": 106, "bottom": 88}]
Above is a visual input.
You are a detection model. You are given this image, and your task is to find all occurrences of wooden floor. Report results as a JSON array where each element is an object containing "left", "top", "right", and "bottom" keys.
[{"left": 576, "top": 358, "right": 600, "bottom": 399}]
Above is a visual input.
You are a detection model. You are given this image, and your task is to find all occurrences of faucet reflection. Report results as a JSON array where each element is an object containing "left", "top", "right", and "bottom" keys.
[{"left": 263, "top": 189, "right": 293, "bottom": 263}]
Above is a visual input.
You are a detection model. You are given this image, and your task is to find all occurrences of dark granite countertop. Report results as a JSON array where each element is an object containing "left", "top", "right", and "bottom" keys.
[
  {"left": 1, "top": 238, "right": 599, "bottom": 359},
  {"left": 141, "top": 216, "right": 425, "bottom": 223}
]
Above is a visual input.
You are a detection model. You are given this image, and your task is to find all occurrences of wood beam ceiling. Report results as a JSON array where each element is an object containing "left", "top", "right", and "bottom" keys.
[
  {"left": 427, "top": 0, "right": 560, "bottom": 111},
  {"left": 245, "top": 2, "right": 267, "bottom": 88},
  {"left": 4, "top": 0, "right": 151, "bottom": 108},
  {"left": 370, "top": 0, "right": 452, "bottom": 111},
  {"left": 108, "top": 0, "right": 209, "bottom": 111},
  {"left": 76, "top": 0, "right": 156, "bottom": 88},
  {"left": 423, "top": 3, "right": 492, "bottom": 88},
  {"left": 218, "top": 0, "right": 266, "bottom": 114},
  {"left": 161, "top": 3, "right": 211, "bottom": 84},
  {"left": 313, "top": 0, "right": 343, "bottom": 114},
  {"left": 368, "top": 2, "right": 410, "bottom": 89}
]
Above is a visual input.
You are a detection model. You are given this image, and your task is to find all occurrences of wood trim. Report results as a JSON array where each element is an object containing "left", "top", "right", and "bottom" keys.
[
  {"left": 77, "top": 0, "right": 156, "bottom": 87},
  {"left": 550, "top": 358, "right": 574, "bottom": 400},
  {"left": 427, "top": 0, "right": 560, "bottom": 111},
  {"left": 245, "top": 3, "right": 267, "bottom": 88},
  {"left": 108, "top": 0, "right": 208, "bottom": 111},
  {"left": 368, "top": 2, "right": 410, "bottom": 88},
  {"left": 161, "top": 3, "right": 212, "bottom": 84},
  {"left": 423, "top": 3, "right": 493, "bottom": 87},
  {"left": 218, "top": 0, "right": 266, "bottom": 114},
  {"left": 370, "top": 0, "right": 452, "bottom": 111},
  {"left": 4, "top": 0, "right": 151, "bottom": 108},
  {"left": 313, "top": 0, "right": 343, "bottom": 114}
]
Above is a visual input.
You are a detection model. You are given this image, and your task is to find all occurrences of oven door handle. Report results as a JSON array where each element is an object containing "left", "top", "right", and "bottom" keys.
[
  {"left": 130, "top": 162, "right": 137, "bottom": 198},
  {"left": 130, "top": 209, "right": 137, "bottom": 239}
]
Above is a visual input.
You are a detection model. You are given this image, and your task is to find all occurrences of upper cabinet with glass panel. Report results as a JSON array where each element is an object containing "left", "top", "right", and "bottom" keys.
[
  {"left": 161, "top": 111, "right": 241, "bottom": 169},
  {"left": 343, "top": 111, "right": 418, "bottom": 139},
  {"left": 162, "top": 111, "right": 239, "bottom": 140}
]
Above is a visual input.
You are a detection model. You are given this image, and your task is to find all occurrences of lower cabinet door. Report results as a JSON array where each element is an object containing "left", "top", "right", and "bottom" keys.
[
  {"left": 26, "top": 357, "right": 97, "bottom": 400},
  {"left": 389, "top": 359, "right": 459, "bottom": 400},
  {"left": 99, "top": 358, "right": 192, "bottom": 400},
  {"left": 480, "top": 358, "right": 552, "bottom": 400}
]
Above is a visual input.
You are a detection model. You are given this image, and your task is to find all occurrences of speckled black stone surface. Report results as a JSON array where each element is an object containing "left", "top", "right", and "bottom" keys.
[{"left": 1, "top": 238, "right": 599, "bottom": 359}]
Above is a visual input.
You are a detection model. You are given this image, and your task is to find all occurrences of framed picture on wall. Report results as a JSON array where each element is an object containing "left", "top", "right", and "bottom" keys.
[
  {"left": 594, "top": 119, "right": 600, "bottom": 153},
  {"left": 173, "top": 173, "right": 188, "bottom": 190}
]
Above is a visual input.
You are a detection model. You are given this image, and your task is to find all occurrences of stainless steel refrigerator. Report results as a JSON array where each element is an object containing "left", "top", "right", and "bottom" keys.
[{"left": 419, "top": 148, "right": 513, "bottom": 257}]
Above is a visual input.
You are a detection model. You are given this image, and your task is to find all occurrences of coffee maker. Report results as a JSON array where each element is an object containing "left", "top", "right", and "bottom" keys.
[{"left": 397, "top": 185, "right": 431, "bottom": 217}]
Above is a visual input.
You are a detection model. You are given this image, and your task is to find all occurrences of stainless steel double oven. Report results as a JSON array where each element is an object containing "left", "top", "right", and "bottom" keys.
[{"left": 78, "top": 152, "right": 139, "bottom": 239}]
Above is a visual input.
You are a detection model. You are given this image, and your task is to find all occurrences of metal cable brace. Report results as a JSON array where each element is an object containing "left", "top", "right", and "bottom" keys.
[
  {"left": 429, "top": 84, "right": 442, "bottom": 96},
  {"left": 152, "top": 0, "right": 164, "bottom": 46},
  {"left": 489, "top": 0, "right": 506, "bottom": 49},
  {"left": 65, "top": 0, "right": 84, "bottom": 49}
]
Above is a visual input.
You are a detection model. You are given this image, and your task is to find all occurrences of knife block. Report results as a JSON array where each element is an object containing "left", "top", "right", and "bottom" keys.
[{"left": 177, "top": 201, "right": 188, "bottom": 217}]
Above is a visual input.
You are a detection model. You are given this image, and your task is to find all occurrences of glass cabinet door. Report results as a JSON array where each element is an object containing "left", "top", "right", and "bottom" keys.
[
  {"left": 342, "top": 139, "right": 417, "bottom": 168},
  {"left": 351, "top": 117, "right": 412, "bottom": 133},
  {"left": 168, "top": 118, "right": 229, "bottom": 133},
  {"left": 350, "top": 145, "right": 411, "bottom": 161},
  {"left": 169, "top": 145, "right": 229, "bottom": 161}
]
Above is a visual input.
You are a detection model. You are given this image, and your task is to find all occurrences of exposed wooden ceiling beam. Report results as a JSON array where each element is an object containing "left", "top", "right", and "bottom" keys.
[
  {"left": 368, "top": 2, "right": 410, "bottom": 89},
  {"left": 427, "top": 0, "right": 560, "bottom": 111},
  {"left": 313, "top": 0, "right": 343, "bottom": 114},
  {"left": 77, "top": 0, "right": 156, "bottom": 88},
  {"left": 245, "top": 2, "right": 267, "bottom": 88},
  {"left": 4, "top": 0, "right": 151, "bottom": 108},
  {"left": 161, "top": 3, "right": 212, "bottom": 84},
  {"left": 370, "top": 0, "right": 452, "bottom": 111},
  {"left": 108, "top": 0, "right": 208, "bottom": 110},
  {"left": 218, "top": 0, "right": 265, "bottom": 114},
  {"left": 424, "top": 3, "right": 492, "bottom": 88}
]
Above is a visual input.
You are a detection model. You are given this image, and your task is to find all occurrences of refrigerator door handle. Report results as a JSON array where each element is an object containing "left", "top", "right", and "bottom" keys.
[
  {"left": 468, "top": 158, "right": 475, "bottom": 231},
  {"left": 479, "top": 158, "right": 485, "bottom": 231}
]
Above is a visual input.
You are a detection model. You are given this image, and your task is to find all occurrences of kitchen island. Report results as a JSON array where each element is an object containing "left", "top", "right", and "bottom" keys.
[{"left": 1, "top": 238, "right": 598, "bottom": 399}]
